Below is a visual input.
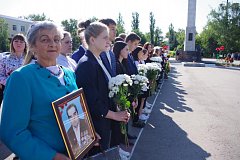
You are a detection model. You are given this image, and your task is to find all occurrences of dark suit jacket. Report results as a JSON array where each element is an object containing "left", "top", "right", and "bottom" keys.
[
  {"left": 75, "top": 50, "right": 111, "bottom": 150},
  {"left": 116, "top": 60, "right": 129, "bottom": 75},
  {"left": 67, "top": 118, "right": 89, "bottom": 155},
  {"left": 100, "top": 51, "right": 116, "bottom": 77},
  {"left": 127, "top": 54, "right": 138, "bottom": 75},
  {"left": 72, "top": 45, "right": 86, "bottom": 63}
]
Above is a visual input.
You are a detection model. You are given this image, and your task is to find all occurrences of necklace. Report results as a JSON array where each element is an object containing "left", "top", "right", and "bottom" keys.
[
  {"left": 35, "top": 61, "right": 62, "bottom": 76},
  {"left": 47, "top": 65, "right": 62, "bottom": 77}
]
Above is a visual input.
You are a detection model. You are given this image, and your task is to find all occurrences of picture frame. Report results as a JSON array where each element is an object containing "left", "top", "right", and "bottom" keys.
[{"left": 52, "top": 88, "right": 97, "bottom": 160}]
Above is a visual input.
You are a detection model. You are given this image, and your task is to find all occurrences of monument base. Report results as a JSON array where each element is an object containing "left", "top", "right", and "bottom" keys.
[{"left": 178, "top": 51, "right": 201, "bottom": 62}]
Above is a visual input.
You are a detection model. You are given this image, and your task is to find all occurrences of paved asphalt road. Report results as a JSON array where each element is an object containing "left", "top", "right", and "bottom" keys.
[{"left": 131, "top": 62, "right": 240, "bottom": 160}]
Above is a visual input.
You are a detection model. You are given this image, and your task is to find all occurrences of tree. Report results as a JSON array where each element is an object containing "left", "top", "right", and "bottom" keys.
[
  {"left": 61, "top": 19, "right": 80, "bottom": 51},
  {"left": 116, "top": 13, "right": 125, "bottom": 36},
  {"left": 154, "top": 27, "right": 162, "bottom": 46},
  {"left": 88, "top": 16, "right": 98, "bottom": 23},
  {"left": 175, "top": 29, "right": 185, "bottom": 50},
  {"left": 149, "top": 12, "right": 155, "bottom": 45},
  {"left": 200, "top": 2, "right": 240, "bottom": 56},
  {"left": 131, "top": 12, "right": 140, "bottom": 31},
  {"left": 167, "top": 23, "right": 178, "bottom": 50},
  {"left": 0, "top": 18, "right": 9, "bottom": 52},
  {"left": 23, "top": 13, "right": 52, "bottom": 21},
  {"left": 199, "top": 25, "right": 218, "bottom": 57}
]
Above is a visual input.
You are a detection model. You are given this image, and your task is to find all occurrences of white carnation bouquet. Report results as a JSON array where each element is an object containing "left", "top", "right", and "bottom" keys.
[
  {"left": 138, "top": 63, "right": 162, "bottom": 95},
  {"left": 130, "top": 74, "right": 149, "bottom": 100},
  {"left": 150, "top": 56, "right": 163, "bottom": 63},
  {"left": 108, "top": 74, "right": 133, "bottom": 145}
]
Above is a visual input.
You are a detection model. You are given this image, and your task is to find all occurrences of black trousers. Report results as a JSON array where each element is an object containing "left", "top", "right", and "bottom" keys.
[
  {"left": 110, "top": 120, "right": 121, "bottom": 147},
  {"left": 0, "top": 85, "right": 4, "bottom": 106}
]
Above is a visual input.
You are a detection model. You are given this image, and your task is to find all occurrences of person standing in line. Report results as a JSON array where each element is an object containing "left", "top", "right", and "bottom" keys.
[
  {"left": 71, "top": 20, "right": 90, "bottom": 63},
  {"left": 99, "top": 18, "right": 117, "bottom": 77},
  {"left": 57, "top": 31, "right": 77, "bottom": 71},
  {"left": 0, "top": 21, "right": 78, "bottom": 160},
  {"left": 75, "top": 22, "right": 130, "bottom": 156},
  {"left": 0, "top": 34, "right": 28, "bottom": 106},
  {"left": 132, "top": 46, "right": 150, "bottom": 121},
  {"left": 125, "top": 32, "right": 141, "bottom": 76},
  {"left": 118, "top": 33, "right": 127, "bottom": 42},
  {"left": 125, "top": 33, "right": 146, "bottom": 128},
  {"left": 113, "top": 41, "right": 129, "bottom": 75},
  {"left": 143, "top": 42, "right": 153, "bottom": 63}
]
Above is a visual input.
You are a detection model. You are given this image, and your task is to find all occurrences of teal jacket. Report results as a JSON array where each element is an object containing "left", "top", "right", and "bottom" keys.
[{"left": 0, "top": 63, "right": 78, "bottom": 160}]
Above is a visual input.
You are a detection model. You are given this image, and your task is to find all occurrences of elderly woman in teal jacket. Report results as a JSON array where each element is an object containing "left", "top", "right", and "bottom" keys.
[{"left": 0, "top": 21, "right": 77, "bottom": 160}]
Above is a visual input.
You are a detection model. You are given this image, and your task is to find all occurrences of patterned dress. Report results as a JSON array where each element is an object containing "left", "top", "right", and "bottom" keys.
[{"left": 0, "top": 53, "right": 24, "bottom": 85}]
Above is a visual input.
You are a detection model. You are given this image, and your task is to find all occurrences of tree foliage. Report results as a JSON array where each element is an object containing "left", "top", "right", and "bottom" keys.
[
  {"left": 199, "top": 2, "right": 240, "bottom": 57},
  {"left": 88, "top": 17, "right": 98, "bottom": 23},
  {"left": 131, "top": 12, "right": 140, "bottom": 31},
  {"left": 175, "top": 28, "right": 185, "bottom": 50},
  {"left": 23, "top": 13, "right": 52, "bottom": 21},
  {"left": 149, "top": 12, "right": 155, "bottom": 45},
  {"left": 116, "top": 13, "right": 125, "bottom": 36},
  {"left": 61, "top": 19, "right": 80, "bottom": 51},
  {"left": 154, "top": 27, "right": 162, "bottom": 46},
  {"left": 0, "top": 18, "right": 9, "bottom": 52},
  {"left": 167, "top": 23, "right": 178, "bottom": 50}
]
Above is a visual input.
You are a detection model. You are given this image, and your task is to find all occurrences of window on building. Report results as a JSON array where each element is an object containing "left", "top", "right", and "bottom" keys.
[
  {"left": 21, "top": 26, "right": 25, "bottom": 32},
  {"left": 188, "top": 33, "right": 193, "bottom": 41},
  {"left": 12, "top": 25, "right": 17, "bottom": 31}
]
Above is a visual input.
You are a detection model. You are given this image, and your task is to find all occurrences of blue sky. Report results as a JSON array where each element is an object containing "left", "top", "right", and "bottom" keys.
[{"left": 0, "top": 0, "right": 238, "bottom": 35}]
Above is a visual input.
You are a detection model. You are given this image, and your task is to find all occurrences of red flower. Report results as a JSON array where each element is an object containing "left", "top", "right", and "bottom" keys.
[
  {"left": 163, "top": 45, "right": 168, "bottom": 50},
  {"left": 220, "top": 46, "right": 225, "bottom": 51},
  {"left": 216, "top": 46, "right": 225, "bottom": 51}
]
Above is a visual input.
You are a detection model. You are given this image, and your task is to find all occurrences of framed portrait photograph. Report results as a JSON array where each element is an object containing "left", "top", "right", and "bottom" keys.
[{"left": 52, "top": 88, "right": 97, "bottom": 160}]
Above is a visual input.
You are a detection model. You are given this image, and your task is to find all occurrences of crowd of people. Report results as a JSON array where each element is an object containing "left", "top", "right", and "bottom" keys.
[{"left": 0, "top": 18, "right": 170, "bottom": 160}]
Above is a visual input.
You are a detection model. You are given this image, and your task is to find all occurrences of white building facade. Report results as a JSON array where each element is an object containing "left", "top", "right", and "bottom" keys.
[{"left": 0, "top": 14, "right": 33, "bottom": 39}]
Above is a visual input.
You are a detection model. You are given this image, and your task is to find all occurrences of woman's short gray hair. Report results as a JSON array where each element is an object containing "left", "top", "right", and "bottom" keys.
[{"left": 27, "top": 21, "right": 63, "bottom": 47}]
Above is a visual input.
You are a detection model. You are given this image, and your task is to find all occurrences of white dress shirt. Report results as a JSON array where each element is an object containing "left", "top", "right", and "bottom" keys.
[
  {"left": 94, "top": 55, "right": 112, "bottom": 80},
  {"left": 57, "top": 54, "right": 77, "bottom": 72},
  {"left": 106, "top": 51, "right": 112, "bottom": 68}
]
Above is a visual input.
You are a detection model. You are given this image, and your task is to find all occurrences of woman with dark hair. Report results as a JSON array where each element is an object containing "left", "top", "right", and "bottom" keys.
[
  {"left": 131, "top": 46, "right": 150, "bottom": 122},
  {"left": 0, "top": 34, "right": 28, "bottom": 105},
  {"left": 113, "top": 41, "right": 129, "bottom": 75},
  {"left": 132, "top": 46, "right": 145, "bottom": 65},
  {"left": 143, "top": 42, "right": 153, "bottom": 63}
]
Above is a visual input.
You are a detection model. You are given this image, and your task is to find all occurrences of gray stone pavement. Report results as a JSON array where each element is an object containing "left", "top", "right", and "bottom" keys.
[{"left": 131, "top": 61, "right": 240, "bottom": 160}]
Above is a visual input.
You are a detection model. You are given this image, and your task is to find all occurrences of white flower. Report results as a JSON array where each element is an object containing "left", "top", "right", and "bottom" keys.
[
  {"left": 150, "top": 56, "right": 162, "bottom": 62},
  {"left": 123, "top": 83, "right": 128, "bottom": 87},
  {"left": 108, "top": 74, "right": 133, "bottom": 98},
  {"left": 134, "top": 81, "right": 139, "bottom": 84},
  {"left": 109, "top": 91, "right": 114, "bottom": 98}
]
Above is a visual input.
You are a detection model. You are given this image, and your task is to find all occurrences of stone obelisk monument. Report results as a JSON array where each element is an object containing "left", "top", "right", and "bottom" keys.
[{"left": 180, "top": 0, "right": 201, "bottom": 62}]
